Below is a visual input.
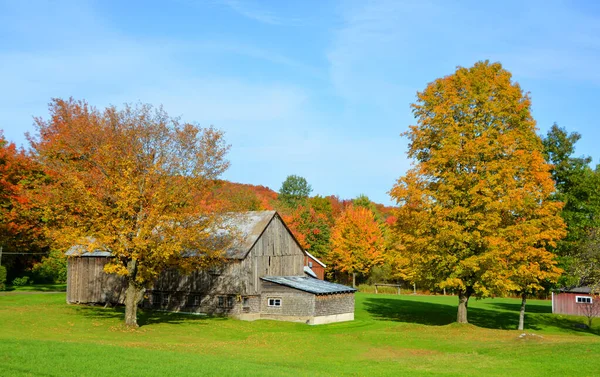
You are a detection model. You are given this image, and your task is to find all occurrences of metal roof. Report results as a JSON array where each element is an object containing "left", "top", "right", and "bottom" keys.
[
  {"left": 558, "top": 286, "right": 593, "bottom": 294},
  {"left": 65, "top": 240, "right": 112, "bottom": 257},
  {"left": 261, "top": 276, "right": 357, "bottom": 295},
  {"left": 303, "top": 266, "right": 317, "bottom": 278}
]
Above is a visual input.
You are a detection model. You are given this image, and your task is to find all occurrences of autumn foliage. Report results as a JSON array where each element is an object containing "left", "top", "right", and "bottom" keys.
[
  {"left": 0, "top": 132, "right": 45, "bottom": 252},
  {"left": 30, "top": 99, "right": 231, "bottom": 327},
  {"left": 330, "top": 205, "right": 385, "bottom": 287},
  {"left": 390, "top": 61, "right": 565, "bottom": 323}
]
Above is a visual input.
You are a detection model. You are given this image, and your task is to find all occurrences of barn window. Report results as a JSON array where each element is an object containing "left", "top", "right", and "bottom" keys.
[
  {"left": 162, "top": 294, "right": 170, "bottom": 306},
  {"left": 152, "top": 293, "right": 160, "bottom": 307},
  {"left": 218, "top": 296, "right": 234, "bottom": 308},
  {"left": 193, "top": 295, "right": 201, "bottom": 306},
  {"left": 242, "top": 297, "right": 250, "bottom": 308},
  {"left": 268, "top": 298, "right": 282, "bottom": 307},
  {"left": 576, "top": 296, "right": 593, "bottom": 304}
]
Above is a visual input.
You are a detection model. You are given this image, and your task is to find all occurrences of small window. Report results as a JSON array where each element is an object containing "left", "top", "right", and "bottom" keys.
[
  {"left": 152, "top": 293, "right": 160, "bottom": 306},
  {"left": 268, "top": 298, "right": 282, "bottom": 307},
  {"left": 218, "top": 296, "right": 233, "bottom": 308},
  {"left": 242, "top": 297, "right": 250, "bottom": 308},
  {"left": 162, "top": 294, "right": 170, "bottom": 306},
  {"left": 193, "top": 295, "right": 201, "bottom": 306},
  {"left": 576, "top": 296, "right": 593, "bottom": 304}
]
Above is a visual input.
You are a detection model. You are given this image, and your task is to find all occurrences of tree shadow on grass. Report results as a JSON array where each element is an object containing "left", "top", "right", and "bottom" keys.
[
  {"left": 364, "top": 296, "right": 598, "bottom": 334},
  {"left": 71, "top": 304, "right": 227, "bottom": 326},
  {"left": 487, "top": 302, "right": 551, "bottom": 314}
]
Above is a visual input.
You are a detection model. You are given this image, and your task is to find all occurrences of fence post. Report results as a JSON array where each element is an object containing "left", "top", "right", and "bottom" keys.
[
  {"left": 413, "top": 283, "right": 416, "bottom": 295},
  {"left": 375, "top": 285, "right": 378, "bottom": 294}
]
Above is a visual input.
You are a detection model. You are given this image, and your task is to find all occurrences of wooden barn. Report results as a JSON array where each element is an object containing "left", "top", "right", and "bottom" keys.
[
  {"left": 552, "top": 286, "right": 598, "bottom": 317},
  {"left": 66, "top": 211, "right": 356, "bottom": 325}
]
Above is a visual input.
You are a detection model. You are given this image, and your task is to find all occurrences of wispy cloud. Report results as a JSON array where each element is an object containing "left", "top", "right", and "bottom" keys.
[{"left": 212, "top": 0, "right": 289, "bottom": 25}]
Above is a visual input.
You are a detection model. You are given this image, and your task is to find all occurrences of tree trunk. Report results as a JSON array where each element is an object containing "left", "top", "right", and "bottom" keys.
[
  {"left": 518, "top": 293, "right": 527, "bottom": 331},
  {"left": 457, "top": 290, "right": 470, "bottom": 324},
  {"left": 352, "top": 272, "right": 356, "bottom": 288},
  {"left": 124, "top": 260, "right": 144, "bottom": 328}
]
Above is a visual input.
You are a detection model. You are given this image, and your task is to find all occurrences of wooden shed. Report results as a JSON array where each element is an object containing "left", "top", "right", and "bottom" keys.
[
  {"left": 66, "top": 211, "right": 353, "bottom": 324},
  {"left": 552, "top": 286, "right": 598, "bottom": 317}
]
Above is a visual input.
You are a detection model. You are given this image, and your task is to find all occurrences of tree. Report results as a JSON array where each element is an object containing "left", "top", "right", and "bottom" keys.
[
  {"left": 278, "top": 175, "right": 312, "bottom": 208},
  {"left": 542, "top": 124, "right": 600, "bottom": 285},
  {"left": 330, "top": 205, "right": 385, "bottom": 287},
  {"left": 0, "top": 132, "right": 47, "bottom": 282},
  {"left": 581, "top": 293, "right": 600, "bottom": 328},
  {"left": 30, "top": 99, "right": 231, "bottom": 327},
  {"left": 390, "top": 61, "right": 565, "bottom": 324}
]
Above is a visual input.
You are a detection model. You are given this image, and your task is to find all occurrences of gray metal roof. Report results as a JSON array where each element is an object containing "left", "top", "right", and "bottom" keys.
[
  {"left": 559, "top": 286, "right": 593, "bottom": 294},
  {"left": 65, "top": 243, "right": 111, "bottom": 257},
  {"left": 261, "top": 276, "right": 357, "bottom": 295},
  {"left": 303, "top": 266, "right": 317, "bottom": 278}
]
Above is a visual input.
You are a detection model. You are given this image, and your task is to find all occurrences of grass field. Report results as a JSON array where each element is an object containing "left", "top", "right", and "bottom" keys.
[{"left": 1, "top": 292, "right": 598, "bottom": 376}]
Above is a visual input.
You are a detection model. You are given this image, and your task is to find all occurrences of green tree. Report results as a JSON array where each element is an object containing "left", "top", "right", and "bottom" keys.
[
  {"left": 278, "top": 175, "right": 312, "bottom": 208},
  {"left": 390, "top": 61, "right": 565, "bottom": 324},
  {"left": 542, "top": 124, "right": 600, "bottom": 286}
]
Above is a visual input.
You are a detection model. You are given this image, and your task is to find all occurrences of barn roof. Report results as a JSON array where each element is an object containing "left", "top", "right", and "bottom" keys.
[
  {"left": 219, "top": 211, "right": 276, "bottom": 259},
  {"left": 261, "top": 276, "right": 356, "bottom": 295},
  {"left": 65, "top": 211, "right": 282, "bottom": 260}
]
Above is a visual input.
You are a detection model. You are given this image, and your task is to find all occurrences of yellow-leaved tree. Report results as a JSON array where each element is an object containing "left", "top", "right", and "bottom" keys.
[
  {"left": 29, "top": 99, "right": 231, "bottom": 327},
  {"left": 330, "top": 205, "right": 385, "bottom": 288},
  {"left": 390, "top": 61, "right": 565, "bottom": 324}
]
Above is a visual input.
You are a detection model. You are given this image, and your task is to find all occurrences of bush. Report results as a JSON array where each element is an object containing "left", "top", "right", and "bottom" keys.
[
  {"left": 30, "top": 250, "right": 67, "bottom": 283},
  {"left": 0, "top": 265, "right": 6, "bottom": 290},
  {"left": 12, "top": 276, "right": 31, "bottom": 286}
]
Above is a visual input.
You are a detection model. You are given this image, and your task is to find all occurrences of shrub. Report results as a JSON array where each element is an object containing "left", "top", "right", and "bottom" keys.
[
  {"left": 12, "top": 276, "right": 31, "bottom": 286},
  {"left": 0, "top": 265, "right": 6, "bottom": 290},
  {"left": 30, "top": 250, "right": 67, "bottom": 283}
]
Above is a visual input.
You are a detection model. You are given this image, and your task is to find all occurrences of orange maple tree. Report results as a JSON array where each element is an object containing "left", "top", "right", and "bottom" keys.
[
  {"left": 30, "top": 99, "right": 231, "bottom": 327},
  {"left": 330, "top": 205, "right": 385, "bottom": 287},
  {"left": 0, "top": 132, "right": 45, "bottom": 252},
  {"left": 390, "top": 61, "right": 565, "bottom": 324}
]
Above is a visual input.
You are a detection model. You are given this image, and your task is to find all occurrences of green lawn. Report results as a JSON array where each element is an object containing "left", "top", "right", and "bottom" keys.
[
  {"left": 3, "top": 283, "right": 66, "bottom": 292},
  {"left": 0, "top": 293, "right": 598, "bottom": 376}
]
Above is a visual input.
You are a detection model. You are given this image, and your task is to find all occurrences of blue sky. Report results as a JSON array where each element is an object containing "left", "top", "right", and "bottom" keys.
[{"left": 1, "top": 0, "right": 599, "bottom": 205}]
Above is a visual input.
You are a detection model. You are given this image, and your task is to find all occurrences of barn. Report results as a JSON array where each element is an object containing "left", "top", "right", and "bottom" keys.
[
  {"left": 552, "top": 286, "right": 598, "bottom": 317},
  {"left": 66, "top": 211, "right": 356, "bottom": 325}
]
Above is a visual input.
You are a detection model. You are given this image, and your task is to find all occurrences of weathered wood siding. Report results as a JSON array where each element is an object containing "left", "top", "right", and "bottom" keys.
[
  {"left": 67, "top": 213, "right": 308, "bottom": 316},
  {"left": 66, "top": 257, "right": 126, "bottom": 304},
  {"left": 241, "top": 214, "right": 306, "bottom": 295}
]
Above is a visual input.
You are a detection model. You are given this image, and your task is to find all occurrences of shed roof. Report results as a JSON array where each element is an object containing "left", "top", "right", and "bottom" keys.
[
  {"left": 559, "top": 286, "right": 593, "bottom": 294},
  {"left": 65, "top": 239, "right": 111, "bottom": 257},
  {"left": 261, "top": 276, "right": 356, "bottom": 295}
]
